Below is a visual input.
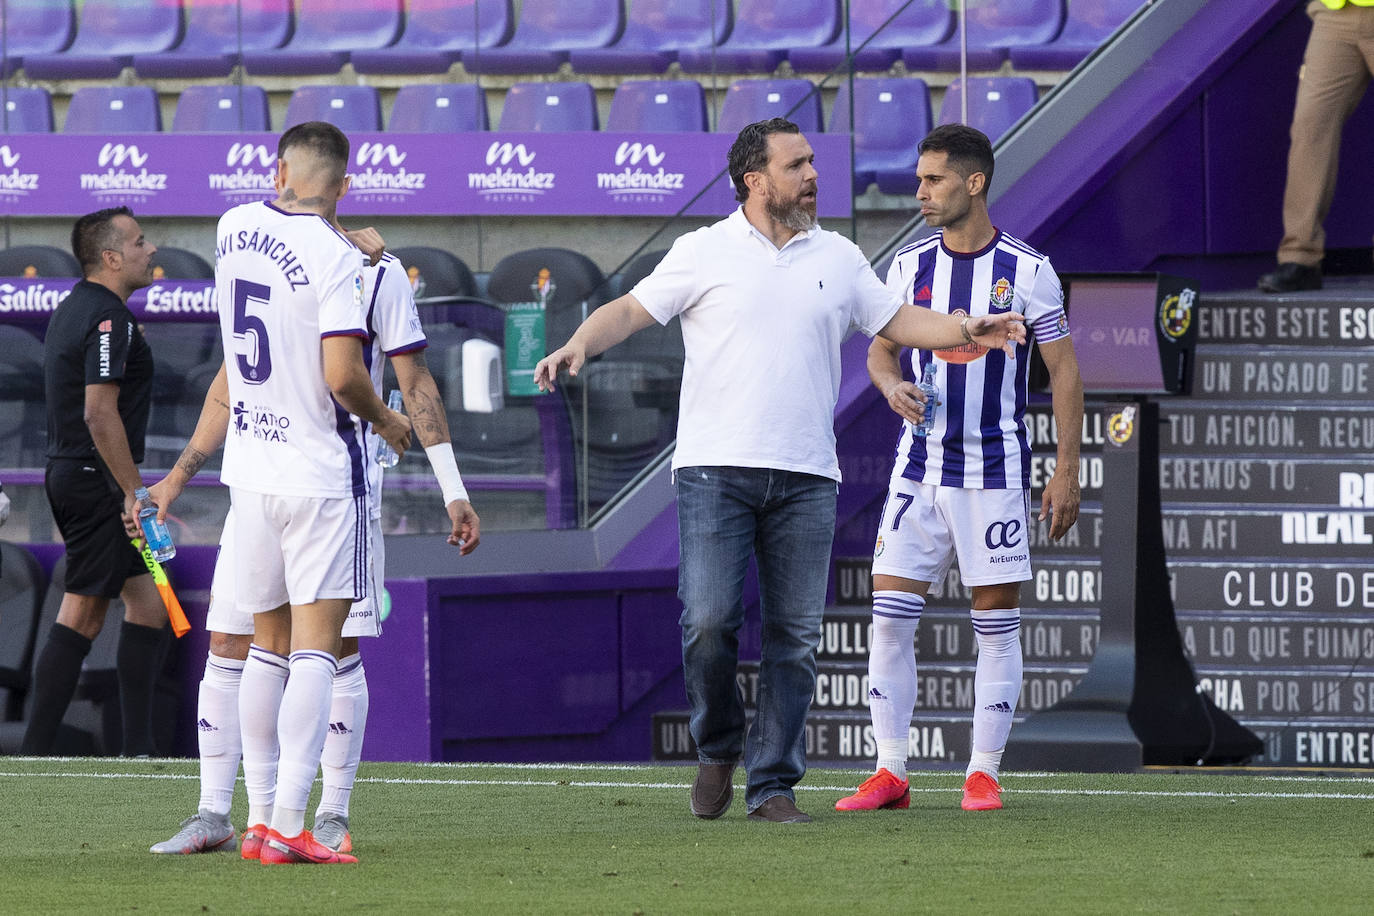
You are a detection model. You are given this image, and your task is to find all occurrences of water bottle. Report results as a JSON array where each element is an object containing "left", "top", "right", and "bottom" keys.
[
  {"left": 375, "top": 389, "right": 404, "bottom": 468},
  {"left": 134, "top": 486, "right": 175, "bottom": 562},
  {"left": 915, "top": 362, "right": 940, "bottom": 438}
]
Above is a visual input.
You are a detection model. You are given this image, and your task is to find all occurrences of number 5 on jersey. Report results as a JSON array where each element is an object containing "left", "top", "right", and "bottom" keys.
[{"left": 233, "top": 278, "right": 272, "bottom": 384}]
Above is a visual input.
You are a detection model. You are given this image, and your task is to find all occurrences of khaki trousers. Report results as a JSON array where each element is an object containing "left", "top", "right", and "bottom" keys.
[{"left": 1278, "top": 2, "right": 1374, "bottom": 266}]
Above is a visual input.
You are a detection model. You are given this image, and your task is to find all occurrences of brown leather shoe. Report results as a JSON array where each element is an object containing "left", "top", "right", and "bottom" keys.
[
  {"left": 747, "top": 795, "right": 813, "bottom": 823},
  {"left": 690, "top": 763, "right": 736, "bottom": 819}
]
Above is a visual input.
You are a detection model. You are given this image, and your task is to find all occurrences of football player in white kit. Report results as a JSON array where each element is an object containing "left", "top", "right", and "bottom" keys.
[
  {"left": 147, "top": 135, "right": 478, "bottom": 859},
  {"left": 146, "top": 121, "right": 411, "bottom": 865},
  {"left": 835, "top": 125, "right": 1084, "bottom": 814}
]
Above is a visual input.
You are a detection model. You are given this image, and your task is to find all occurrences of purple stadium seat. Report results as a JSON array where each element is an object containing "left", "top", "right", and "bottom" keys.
[
  {"left": 828, "top": 77, "right": 931, "bottom": 195},
  {"left": 172, "top": 85, "right": 271, "bottom": 132},
  {"left": 570, "top": 0, "right": 732, "bottom": 76},
  {"left": 1010, "top": 0, "right": 1141, "bottom": 71},
  {"left": 22, "top": 0, "right": 183, "bottom": 80},
  {"left": 789, "top": 0, "right": 952, "bottom": 73},
  {"left": 242, "top": 0, "right": 404, "bottom": 76},
  {"left": 1, "top": 88, "right": 55, "bottom": 133},
  {"left": 938, "top": 77, "right": 1039, "bottom": 143},
  {"left": 607, "top": 81, "right": 708, "bottom": 132},
  {"left": 283, "top": 86, "right": 383, "bottom": 133},
  {"left": 904, "top": 0, "right": 1066, "bottom": 71},
  {"left": 463, "top": 0, "right": 624, "bottom": 75},
  {"left": 134, "top": 0, "right": 291, "bottom": 79},
  {"left": 64, "top": 87, "right": 162, "bottom": 133},
  {"left": 678, "top": 0, "right": 841, "bottom": 74},
  {"left": 388, "top": 85, "right": 489, "bottom": 132},
  {"left": 499, "top": 83, "right": 599, "bottom": 132},
  {"left": 716, "top": 79, "right": 822, "bottom": 134},
  {"left": 0, "top": 0, "right": 75, "bottom": 78},
  {"left": 351, "top": 0, "right": 515, "bottom": 75}
]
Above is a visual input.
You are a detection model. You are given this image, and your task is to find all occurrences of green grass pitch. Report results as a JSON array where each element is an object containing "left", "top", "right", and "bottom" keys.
[{"left": 2, "top": 758, "right": 1371, "bottom": 914}]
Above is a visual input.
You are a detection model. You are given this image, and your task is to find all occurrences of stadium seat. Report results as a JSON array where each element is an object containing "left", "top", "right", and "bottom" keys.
[
  {"left": 461, "top": 0, "right": 623, "bottom": 75},
  {"left": 350, "top": 0, "right": 516, "bottom": 76},
  {"left": 569, "top": 0, "right": 733, "bottom": 75},
  {"left": 716, "top": 79, "right": 823, "bottom": 134},
  {"left": 0, "top": 88, "right": 55, "bottom": 133},
  {"left": 498, "top": 83, "right": 599, "bottom": 132},
  {"left": 0, "top": 325, "right": 46, "bottom": 468},
  {"left": 134, "top": 0, "right": 292, "bottom": 79},
  {"left": 938, "top": 77, "right": 1039, "bottom": 142},
  {"left": 388, "top": 85, "right": 489, "bottom": 132},
  {"left": 0, "top": 542, "right": 46, "bottom": 721},
  {"left": 0, "top": 559, "right": 99, "bottom": 756},
  {"left": 678, "top": 0, "right": 841, "bottom": 74},
  {"left": 606, "top": 81, "right": 708, "bottom": 133},
  {"left": 392, "top": 245, "right": 483, "bottom": 308},
  {"left": 64, "top": 87, "right": 162, "bottom": 133},
  {"left": 151, "top": 246, "right": 214, "bottom": 280},
  {"left": 572, "top": 359, "right": 680, "bottom": 508},
  {"left": 0, "top": 245, "right": 80, "bottom": 277},
  {"left": 0, "top": 0, "right": 75, "bottom": 78},
  {"left": 486, "top": 247, "right": 609, "bottom": 350},
  {"left": 21, "top": 0, "right": 183, "bottom": 81},
  {"left": 788, "top": 0, "right": 953, "bottom": 73},
  {"left": 829, "top": 77, "right": 932, "bottom": 195},
  {"left": 904, "top": 0, "right": 1066, "bottom": 71},
  {"left": 283, "top": 86, "right": 383, "bottom": 132},
  {"left": 241, "top": 0, "right": 404, "bottom": 76},
  {"left": 1010, "top": 0, "right": 1141, "bottom": 70},
  {"left": 172, "top": 85, "right": 271, "bottom": 132}
]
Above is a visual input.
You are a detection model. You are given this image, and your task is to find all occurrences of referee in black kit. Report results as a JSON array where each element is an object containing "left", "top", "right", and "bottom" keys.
[{"left": 21, "top": 207, "right": 169, "bottom": 756}]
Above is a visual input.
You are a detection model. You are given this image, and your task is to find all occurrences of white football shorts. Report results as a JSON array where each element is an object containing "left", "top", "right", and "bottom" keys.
[
  {"left": 223, "top": 488, "right": 373, "bottom": 617},
  {"left": 208, "top": 506, "right": 386, "bottom": 637},
  {"left": 870, "top": 475, "right": 1033, "bottom": 586}
]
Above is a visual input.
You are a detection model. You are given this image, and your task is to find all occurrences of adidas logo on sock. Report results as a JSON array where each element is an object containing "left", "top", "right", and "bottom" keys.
[
  {"left": 328, "top": 721, "right": 352, "bottom": 735},
  {"left": 868, "top": 687, "right": 889, "bottom": 701},
  {"left": 197, "top": 718, "right": 217, "bottom": 732},
  {"left": 983, "top": 701, "right": 1012, "bottom": 713}
]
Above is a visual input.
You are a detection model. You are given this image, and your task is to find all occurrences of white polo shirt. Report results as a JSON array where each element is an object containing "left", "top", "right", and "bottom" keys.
[{"left": 630, "top": 208, "right": 902, "bottom": 482}]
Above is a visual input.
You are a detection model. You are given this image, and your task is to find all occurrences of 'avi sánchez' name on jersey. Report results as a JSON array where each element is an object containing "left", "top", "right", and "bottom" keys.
[{"left": 215, "top": 228, "right": 311, "bottom": 291}]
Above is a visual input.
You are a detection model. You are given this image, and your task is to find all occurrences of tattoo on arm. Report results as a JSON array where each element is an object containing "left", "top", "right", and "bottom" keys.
[
  {"left": 175, "top": 446, "right": 211, "bottom": 480},
  {"left": 404, "top": 359, "right": 452, "bottom": 448}
]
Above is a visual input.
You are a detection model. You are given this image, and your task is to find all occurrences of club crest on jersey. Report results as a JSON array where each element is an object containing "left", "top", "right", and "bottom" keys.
[
  {"left": 990, "top": 277, "right": 1014, "bottom": 309},
  {"left": 873, "top": 535, "right": 885, "bottom": 558},
  {"left": 935, "top": 309, "right": 988, "bottom": 364}
]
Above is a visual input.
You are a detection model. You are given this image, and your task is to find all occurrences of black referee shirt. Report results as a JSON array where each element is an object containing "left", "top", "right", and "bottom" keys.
[{"left": 44, "top": 279, "right": 154, "bottom": 463}]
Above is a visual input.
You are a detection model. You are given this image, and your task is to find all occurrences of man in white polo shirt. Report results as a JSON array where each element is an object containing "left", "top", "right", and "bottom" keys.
[{"left": 534, "top": 118, "right": 1027, "bottom": 824}]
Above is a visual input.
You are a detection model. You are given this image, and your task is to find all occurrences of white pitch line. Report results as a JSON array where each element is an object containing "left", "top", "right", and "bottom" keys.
[{"left": 3, "top": 769, "right": 1374, "bottom": 801}]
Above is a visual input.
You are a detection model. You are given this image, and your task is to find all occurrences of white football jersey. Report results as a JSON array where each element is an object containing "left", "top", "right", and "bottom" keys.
[
  {"left": 215, "top": 201, "right": 368, "bottom": 498},
  {"left": 360, "top": 252, "right": 427, "bottom": 517},
  {"left": 885, "top": 229, "right": 1069, "bottom": 490}
]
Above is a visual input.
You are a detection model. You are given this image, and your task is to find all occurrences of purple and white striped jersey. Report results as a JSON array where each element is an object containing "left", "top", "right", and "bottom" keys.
[{"left": 884, "top": 229, "right": 1069, "bottom": 490}]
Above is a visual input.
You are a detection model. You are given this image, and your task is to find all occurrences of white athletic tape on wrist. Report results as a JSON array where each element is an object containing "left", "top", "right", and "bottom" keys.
[{"left": 424, "top": 443, "right": 469, "bottom": 505}]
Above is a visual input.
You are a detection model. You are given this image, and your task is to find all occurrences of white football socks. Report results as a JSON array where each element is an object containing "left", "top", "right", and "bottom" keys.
[
  {"left": 196, "top": 652, "right": 244, "bottom": 817},
  {"left": 239, "top": 645, "right": 288, "bottom": 829},
  {"left": 869, "top": 591, "right": 924, "bottom": 781},
  {"left": 316, "top": 653, "right": 369, "bottom": 821},
  {"left": 271, "top": 650, "right": 338, "bottom": 838},
  {"left": 968, "top": 610, "right": 1023, "bottom": 782}
]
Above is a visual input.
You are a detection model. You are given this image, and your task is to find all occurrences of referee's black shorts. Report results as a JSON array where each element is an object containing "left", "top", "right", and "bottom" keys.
[{"left": 45, "top": 458, "right": 148, "bottom": 599}]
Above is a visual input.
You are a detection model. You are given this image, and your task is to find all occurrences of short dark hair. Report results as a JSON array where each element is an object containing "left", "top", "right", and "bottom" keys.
[
  {"left": 918, "top": 124, "right": 995, "bottom": 194},
  {"left": 277, "top": 120, "right": 350, "bottom": 182},
  {"left": 728, "top": 118, "right": 801, "bottom": 203},
  {"left": 71, "top": 206, "right": 134, "bottom": 273}
]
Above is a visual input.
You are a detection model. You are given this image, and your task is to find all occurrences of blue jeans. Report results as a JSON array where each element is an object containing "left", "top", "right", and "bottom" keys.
[{"left": 675, "top": 466, "right": 837, "bottom": 811}]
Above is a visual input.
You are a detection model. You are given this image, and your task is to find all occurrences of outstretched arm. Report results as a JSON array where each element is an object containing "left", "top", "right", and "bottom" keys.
[
  {"left": 877, "top": 303, "right": 1026, "bottom": 357},
  {"left": 532, "top": 294, "right": 658, "bottom": 392},
  {"left": 390, "top": 349, "right": 480, "bottom": 554}
]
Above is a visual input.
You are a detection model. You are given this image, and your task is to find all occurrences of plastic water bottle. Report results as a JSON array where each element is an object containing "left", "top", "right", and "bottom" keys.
[
  {"left": 134, "top": 486, "right": 175, "bottom": 562},
  {"left": 375, "top": 389, "right": 404, "bottom": 468},
  {"left": 915, "top": 362, "right": 940, "bottom": 438}
]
